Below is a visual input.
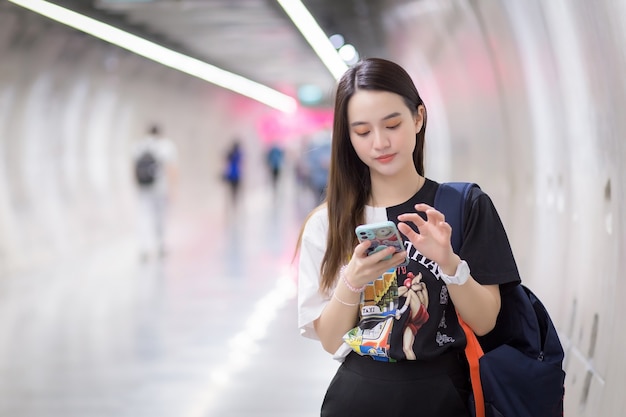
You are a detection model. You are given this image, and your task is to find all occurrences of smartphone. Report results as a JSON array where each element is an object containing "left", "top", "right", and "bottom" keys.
[{"left": 355, "top": 221, "right": 408, "bottom": 266}]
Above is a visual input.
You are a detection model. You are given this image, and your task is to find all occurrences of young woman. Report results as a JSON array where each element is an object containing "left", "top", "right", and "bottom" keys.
[{"left": 296, "top": 58, "right": 521, "bottom": 416}]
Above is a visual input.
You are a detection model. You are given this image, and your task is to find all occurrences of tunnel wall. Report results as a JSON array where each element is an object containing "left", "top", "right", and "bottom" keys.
[
  {"left": 0, "top": 5, "right": 275, "bottom": 275},
  {"left": 385, "top": 1, "right": 624, "bottom": 415}
]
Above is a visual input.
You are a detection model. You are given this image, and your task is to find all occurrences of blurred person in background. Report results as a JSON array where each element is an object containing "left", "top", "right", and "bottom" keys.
[
  {"left": 222, "top": 139, "right": 243, "bottom": 206},
  {"left": 266, "top": 142, "right": 285, "bottom": 193},
  {"left": 304, "top": 129, "right": 332, "bottom": 204},
  {"left": 133, "top": 123, "right": 178, "bottom": 261}
]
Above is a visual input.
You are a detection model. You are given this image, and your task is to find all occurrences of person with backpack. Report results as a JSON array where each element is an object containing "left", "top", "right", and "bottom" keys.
[
  {"left": 133, "top": 124, "right": 178, "bottom": 260},
  {"left": 295, "top": 58, "right": 563, "bottom": 417}
]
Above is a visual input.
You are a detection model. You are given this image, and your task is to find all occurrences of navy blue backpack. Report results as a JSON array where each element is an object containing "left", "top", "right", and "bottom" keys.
[{"left": 434, "top": 182, "right": 566, "bottom": 417}]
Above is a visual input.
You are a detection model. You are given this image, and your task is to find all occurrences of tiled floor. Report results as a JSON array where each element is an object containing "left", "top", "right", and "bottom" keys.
[{"left": 0, "top": 176, "right": 338, "bottom": 417}]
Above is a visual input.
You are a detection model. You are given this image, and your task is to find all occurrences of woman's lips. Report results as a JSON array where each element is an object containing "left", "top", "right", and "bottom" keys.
[{"left": 376, "top": 154, "right": 395, "bottom": 163}]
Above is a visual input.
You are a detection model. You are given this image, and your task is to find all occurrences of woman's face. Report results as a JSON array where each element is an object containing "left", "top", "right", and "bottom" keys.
[{"left": 347, "top": 90, "right": 423, "bottom": 181}]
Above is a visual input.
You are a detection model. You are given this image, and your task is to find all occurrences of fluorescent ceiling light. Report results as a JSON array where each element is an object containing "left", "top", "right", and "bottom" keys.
[
  {"left": 8, "top": 0, "right": 298, "bottom": 113},
  {"left": 276, "top": 0, "right": 348, "bottom": 80}
]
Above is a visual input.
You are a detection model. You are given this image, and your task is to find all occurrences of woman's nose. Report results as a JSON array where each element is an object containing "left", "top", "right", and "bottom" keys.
[{"left": 372, "top": 129, "right": 390, "bottom": 149}]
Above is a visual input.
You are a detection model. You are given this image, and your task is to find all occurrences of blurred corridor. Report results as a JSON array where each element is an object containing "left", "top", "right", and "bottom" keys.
[{"left": 0, "top": 172, "right": 337, "bottom": 417}]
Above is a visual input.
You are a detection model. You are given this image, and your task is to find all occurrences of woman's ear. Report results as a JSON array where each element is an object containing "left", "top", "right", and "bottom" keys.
[{"left": 414, "top": 105, "right": 425, "bottom": 133}]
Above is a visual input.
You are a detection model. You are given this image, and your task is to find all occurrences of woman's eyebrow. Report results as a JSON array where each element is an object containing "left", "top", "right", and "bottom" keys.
[
  {"left": 382, "top": 112, "right": 402, "bottom": 121},
  {"left": 350, "top": 112, "right": 402, "bottom": 127},
  {"left": 350, "top": 120, "right": 368, "bottom": 127}
]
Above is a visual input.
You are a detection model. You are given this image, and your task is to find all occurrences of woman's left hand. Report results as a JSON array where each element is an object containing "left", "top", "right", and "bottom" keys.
[{"left": 397, "top": 203, "right": 456, "bottom": 269}]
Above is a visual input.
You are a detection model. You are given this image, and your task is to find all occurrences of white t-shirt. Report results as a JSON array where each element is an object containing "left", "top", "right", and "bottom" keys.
[{"left": 297, "top": 205, "right": 389, "bottom": 361}]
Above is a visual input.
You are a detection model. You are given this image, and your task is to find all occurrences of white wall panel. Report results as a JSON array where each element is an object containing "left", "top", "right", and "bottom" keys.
[{"left": 385, "top": 0, "right": 625, "bottom": 415}]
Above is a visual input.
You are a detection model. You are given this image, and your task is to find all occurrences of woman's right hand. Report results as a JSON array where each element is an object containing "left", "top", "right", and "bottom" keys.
[{"left": 342, "top": 240, "right": 407, "bottom": 289}]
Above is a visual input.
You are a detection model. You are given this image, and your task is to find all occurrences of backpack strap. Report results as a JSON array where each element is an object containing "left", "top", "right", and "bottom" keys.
[
  {"left": 434, "top": 181, "right": 485, "bottom": 417},
  {"left": 433, "top": 182, "right": 476, "bottom": 253}
]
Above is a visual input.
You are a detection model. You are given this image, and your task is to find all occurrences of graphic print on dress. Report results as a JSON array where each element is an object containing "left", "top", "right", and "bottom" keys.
[
  {"left": 395, "top": 272, "right": 430, "bottom": 360},
  {"left": 436, "top": 284, "right": 456, "bottom": 346},
  {"left": 343, "top": 269, "right": 400, "bottom": 361}
]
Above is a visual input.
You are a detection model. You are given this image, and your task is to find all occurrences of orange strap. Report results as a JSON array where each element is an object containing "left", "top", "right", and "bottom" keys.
[{"left": 459, "top": 315, "right": 486, "bottom": 417}]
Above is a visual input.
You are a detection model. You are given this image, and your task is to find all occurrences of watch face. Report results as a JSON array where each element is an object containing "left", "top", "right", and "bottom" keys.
[
  {"left": 459, "top": 261, "right": 469, "bottom": 277},
  {"left": 455, "top": 261, "right": 470, "bottom": 284},
  {"left": 441, "top": 260, "right": 469, "bottom": 285}
]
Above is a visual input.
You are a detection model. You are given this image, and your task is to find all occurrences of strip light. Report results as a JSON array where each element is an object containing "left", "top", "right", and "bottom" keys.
[
  {"left": 8, "top": 0, "right": 298, "bottom": 113},
  {"left": 276, "top": 0, "right": 348, "bottom": 81}
]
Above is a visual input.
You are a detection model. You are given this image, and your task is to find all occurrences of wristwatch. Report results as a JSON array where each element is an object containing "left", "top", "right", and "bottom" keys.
[{"left": 439, "top": 260, "right": 470, "bottom": 285}]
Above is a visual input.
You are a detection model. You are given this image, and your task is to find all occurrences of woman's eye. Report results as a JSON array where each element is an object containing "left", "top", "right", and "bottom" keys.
[
  {"left": 354, "top": 130, "right": 370, "bottom": 137},
  {"left": 386, "top": 123, "right": 401, "bottom": 129}
]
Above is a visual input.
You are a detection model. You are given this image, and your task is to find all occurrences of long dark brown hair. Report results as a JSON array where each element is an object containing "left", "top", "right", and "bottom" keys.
[{"left": 296, "top": 58, "right": 427, "bottom": 293}]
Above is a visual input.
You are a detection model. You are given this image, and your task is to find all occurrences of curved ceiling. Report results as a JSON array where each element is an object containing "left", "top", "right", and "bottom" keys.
[{"left": 44, "top": 0, "right": 392, "bottom": 107}]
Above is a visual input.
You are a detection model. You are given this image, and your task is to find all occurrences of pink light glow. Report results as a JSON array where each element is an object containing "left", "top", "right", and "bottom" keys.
[{"left": 257, "top": 106, "right": 333, "bottom": 145}]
